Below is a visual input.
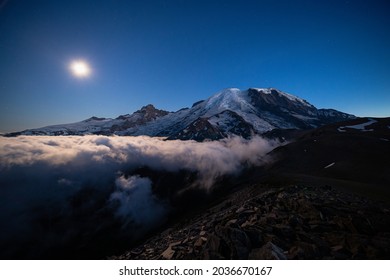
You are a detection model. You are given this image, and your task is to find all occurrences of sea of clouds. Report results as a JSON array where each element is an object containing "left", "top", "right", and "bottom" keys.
[{"left": 0, "top": 135, "right": 278, "bottom": 258}]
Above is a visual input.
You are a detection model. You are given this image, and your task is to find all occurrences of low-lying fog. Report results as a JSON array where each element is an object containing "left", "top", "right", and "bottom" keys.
[{"left": 0, "top": 135, "right": 278, "bottom": 258}]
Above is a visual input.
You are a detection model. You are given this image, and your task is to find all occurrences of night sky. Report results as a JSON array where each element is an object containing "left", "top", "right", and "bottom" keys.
[{"left": 0, "top": 0, "right": 389, "bottom": 133}]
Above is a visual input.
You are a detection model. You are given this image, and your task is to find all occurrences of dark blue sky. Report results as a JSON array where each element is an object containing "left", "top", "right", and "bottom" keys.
[{"left": 0, "top": 0, "right": 389, "bottom": 132}]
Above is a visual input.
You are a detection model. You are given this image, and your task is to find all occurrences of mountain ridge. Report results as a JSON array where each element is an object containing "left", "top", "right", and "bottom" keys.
[{"left": 6, "top": 88, "right": 356, "bottom": 140}]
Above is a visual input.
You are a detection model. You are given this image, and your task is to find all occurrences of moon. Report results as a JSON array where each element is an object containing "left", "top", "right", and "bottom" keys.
[{"left": 69, "top": 60, "right": 91, "bottom": 78}]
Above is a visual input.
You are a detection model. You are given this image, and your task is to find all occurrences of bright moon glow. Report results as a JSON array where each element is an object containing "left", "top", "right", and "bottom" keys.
[{"left": 69, "top": 60, "right": 91, "bottom": 78}]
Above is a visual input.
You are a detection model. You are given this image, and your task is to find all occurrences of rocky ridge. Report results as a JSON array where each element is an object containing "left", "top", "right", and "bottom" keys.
[{"left": 111, "top": 185, "right": 390, "bottom": 260}]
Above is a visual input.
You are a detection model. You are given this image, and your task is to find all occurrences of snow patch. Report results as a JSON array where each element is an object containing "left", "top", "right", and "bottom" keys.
[
  {"left": 252, "top": 88, "right": 272, "bottom": 94},
  {"left": 324, "top": 162, "right": 335, "bottom": 169},
  {"left": 252, "top": 88, "right": 310, "bottom": 105},
  {"left": 338, "top": 118, "right": 377, "bottom": 132}
]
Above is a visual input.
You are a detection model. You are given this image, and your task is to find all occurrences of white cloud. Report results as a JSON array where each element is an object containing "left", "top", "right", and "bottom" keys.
[
  {"left": 109, "top": 175, "right": 167, "bottom": 230},
  {"left": 0, "top": 135, "right": 277, "bottom": 187},
  {"left": 0, "top": 135, "right": 279, "bottom": 258}
]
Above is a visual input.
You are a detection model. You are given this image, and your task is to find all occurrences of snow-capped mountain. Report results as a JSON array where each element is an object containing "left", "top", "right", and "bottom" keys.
[
  {"left": 8, "top": 88, "right": 355, "bottom": 140},
  {"left": 9, "top": 104, "right": 169, "bottom": 136}
]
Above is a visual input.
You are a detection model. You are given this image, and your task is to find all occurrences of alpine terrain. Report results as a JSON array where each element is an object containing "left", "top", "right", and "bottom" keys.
[
  {"left": 111, "top": 117, "right": 390, "bottom": 260},
  {"left": 7, "top": 88, "right": 355, "bottom": 140},
  {"left": 2, "top": 88, "right": 389, "bottom": 260}
]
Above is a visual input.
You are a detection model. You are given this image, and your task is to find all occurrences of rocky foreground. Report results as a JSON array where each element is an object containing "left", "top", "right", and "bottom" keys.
[{"left": 111, "top": 185, "right": 390, "bottom": 260}]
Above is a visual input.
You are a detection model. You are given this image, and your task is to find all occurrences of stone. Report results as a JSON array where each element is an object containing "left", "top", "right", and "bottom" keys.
[
  {"left": 249, "top": 242, "right": 287, "bottom": 260},
  {"left": 225, "top": 219, "right": 238, "bottom": 227},
  {"left": 244, "top": 228, "right": 263, "bottom": 248},
  {"left": 289, "top": 242, "right": 320, "bottom": 259},
  {"left": 229, "top": 227, "right": 251, "bottom": 259},
  {"left": 194, "top": 237, "right": 204, "bottom": 247},
  {"left": 161, "top": 246, "right": 175, "bottom": 260}
]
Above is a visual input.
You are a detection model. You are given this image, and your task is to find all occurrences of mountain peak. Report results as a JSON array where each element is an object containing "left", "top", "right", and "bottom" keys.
[
  {"left": 85, "top": 116, "right": 106, "bottom": 122},
  {"left": 137, "top": 104, "right": 170, "bottom": 115},
  {"left": 203, "top": 88, "right": 252, "bottom": 114},
  {"left": 8, "top": 87, "right": 355, "bottom": 139},
  {"left": 140, "top": 104, "right": 157, "bottom": 111}
]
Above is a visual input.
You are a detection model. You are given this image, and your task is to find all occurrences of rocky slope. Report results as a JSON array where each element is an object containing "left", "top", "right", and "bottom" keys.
[
  {"left": 111, "top": 184, "right": 390, "bottom": 260},
  {"left": 264, "top": 117, "right": 390, "bottom": 197}
]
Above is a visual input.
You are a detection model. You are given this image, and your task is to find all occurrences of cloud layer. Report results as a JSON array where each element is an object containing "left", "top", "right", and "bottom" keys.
[{"left": 0, "top": 135, "right": 278, "bottom": 258}]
